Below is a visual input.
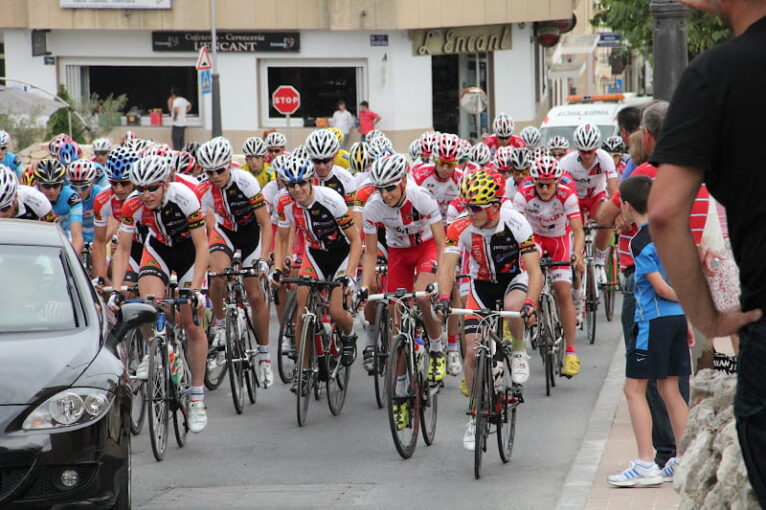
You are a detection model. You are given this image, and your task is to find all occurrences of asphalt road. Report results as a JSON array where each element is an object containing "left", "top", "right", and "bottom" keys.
[{"left": 134, "top": 300, "right": 624, "bottom": 509}]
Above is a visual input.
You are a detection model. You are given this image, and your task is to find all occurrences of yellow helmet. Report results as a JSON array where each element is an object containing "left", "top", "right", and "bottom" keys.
[
  {"left": 326, "top": 127, "right": 345, "bottom": 144},
  {"left": 459, "top": 169, "right": 505, "bottom": 205},
  {"left": 349, "top": 142, "right": 371, "bottom": 173}
]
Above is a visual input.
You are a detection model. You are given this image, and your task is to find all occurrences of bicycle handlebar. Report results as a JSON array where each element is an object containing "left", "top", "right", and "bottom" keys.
[
  {"left": 539, "top": 259, "right": 572, "bottom": 269},
  {"left": 281, "top": 277, "right": 343, "bottom": 289},
  {"left": 102, "top": 285, "right": 139, "bottom": 293},
  {"left": 124, "top": 296, "right": 200, "bottom": 326},
  {"left": 449, "top": 308, "right": 521, "bottom": 319}
]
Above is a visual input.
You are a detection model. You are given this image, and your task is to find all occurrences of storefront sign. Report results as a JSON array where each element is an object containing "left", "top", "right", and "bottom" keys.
[
  {"left": 61, "top": 0, "right": 172, "bottom": 8},
  {"left": 370, "top": 34, "right": 388, "bottom": 47},
  {"left": 598, "top": 32, "right": 622, "bottom": 48},
  {"left": 413, "top": 24, "right": 512, "bottom": 56},
  {"left": 152, "top": 31, "right": 300, "bottom": 53}
]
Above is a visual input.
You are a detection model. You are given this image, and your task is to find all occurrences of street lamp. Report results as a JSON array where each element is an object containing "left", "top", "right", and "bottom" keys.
[
  {"left": 650, "top": 0, "right": 688, "bottom": 100},
  {"left": 210, "top": 0, "right": 222, "bottom": 137}
]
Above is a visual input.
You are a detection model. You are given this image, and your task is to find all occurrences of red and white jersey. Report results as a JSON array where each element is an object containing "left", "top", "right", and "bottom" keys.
[
  {"left": 411, "top": 163, "right": 463, "bottom": 219},
  {"left": 262, "top": 179, "right": 281, "bottom": 223},
  {"left": 444, "top": 207, "right": 535, "bottom": 283},
  {"left": 512, "top": 181, "right": 581, "bottom": 238},
  {"left": 363, "top": 185, "right": 441, "bottom": 249},
  {"left": 484, "top": 134, "right": 526, "bottom": 153},
  {"left": 200, "top": 168, "right": 266, "bottom": 231},
  {"left": 175, "top": 172, "right": 204, "bottom": 200},
  {"left": 93, "top": 187, "right": 124, "bottom": 227},
  {"left": 460, "top": 161, "right": 481, "bottom": 173},
  {"left": 276, "top": 185, "right": 353, "bottom": 251},
  {"left": 558, "top": 149, "right": 617, "bottom": 200},
  {"left": 445, "top": 196, "right": 514, "bottom": 224}
]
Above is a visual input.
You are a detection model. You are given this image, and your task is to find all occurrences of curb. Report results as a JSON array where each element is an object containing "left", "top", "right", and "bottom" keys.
[{"left": 554, "top": 336, "right": 624, "bottom": 510}]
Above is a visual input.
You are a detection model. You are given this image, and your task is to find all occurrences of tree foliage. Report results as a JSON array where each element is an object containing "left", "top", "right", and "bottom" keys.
[
  {"left": 592, "top": 0, "right": 732, "bottom": 58},
  {"left": 46, "top": 84, "right": 128, "bottom": 143}
]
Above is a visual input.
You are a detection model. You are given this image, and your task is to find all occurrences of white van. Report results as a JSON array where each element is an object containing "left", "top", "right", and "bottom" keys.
[{"left": 539, "top": 93, "right": 654, "bottom": 148}]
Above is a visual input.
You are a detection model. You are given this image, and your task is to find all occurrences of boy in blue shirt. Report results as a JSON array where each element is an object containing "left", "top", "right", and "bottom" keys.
[
  {"left": 0, "top": 130, "right": 23, "bottom": 177},
  {"left": 607, "top": 175, "right": 692, "bottom": 487}
]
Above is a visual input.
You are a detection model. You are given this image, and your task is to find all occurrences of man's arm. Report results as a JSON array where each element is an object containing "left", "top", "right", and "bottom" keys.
[
  {"left": 649, "top": 163, "right": 761, "bottom": 336},
  {"left": 361, "top": 231, "right": 378, "bottom": 291},
  {"left": 70, "top": 220, "right": 84, "bottom": 256},
  {"left": 255, "top": 204, "right": 272, "bottom": 261},
  {"left": 189, "top": 225, "right": 209, "bottom": 291},
  {"left": 111, "top": 229, "right": 134, "bottom": 291},
  {"left": 521, "top": 250, "right": 543, "bottom": 304},
  {"left": 92, "top": 225, "right": 109, "bottom": 282},
  {"left": 343, "top": 217, "right": 362, "bottom": 281},
  {"left": 570, "top": 216, "right": 585, "bottom": 273},
  {"left": 435, "top": 251, "right": 459, "bottom": 304},
  {"left": 645, "top": 272, "right": 679, "bottom": 302}
]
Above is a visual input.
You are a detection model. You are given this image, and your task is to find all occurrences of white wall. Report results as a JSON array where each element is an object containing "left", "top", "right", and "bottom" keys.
[
  {"left": 4, "top": 30, "right": 58, "bottom": 97},
  {"left": 493, "top": 23, "right": 536, "bottom": 124}
]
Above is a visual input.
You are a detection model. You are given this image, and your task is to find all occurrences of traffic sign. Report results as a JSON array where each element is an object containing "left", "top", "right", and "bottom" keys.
[
  {"left": 597, "top": 32, "right": 622, "bottom": 48},
  {"left": 272, "top": 85, "right": 301, "bottom": 116},
  {"left": 196, "top": 46, "right": 212, "bottom": 71},
  {"left": 199, "top": 69, "right": 212, "bottom": 94}
]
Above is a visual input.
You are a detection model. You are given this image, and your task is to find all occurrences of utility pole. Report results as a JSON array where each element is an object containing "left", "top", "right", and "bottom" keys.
[
  {"left": 650, "top": 0, "right": 688, "bottom": 100},
  {"left": 210, "top": 0, "right": 222, "bottom": 137}
]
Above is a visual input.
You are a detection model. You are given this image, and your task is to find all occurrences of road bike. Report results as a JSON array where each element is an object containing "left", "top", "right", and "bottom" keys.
[
  {"left": 276, "top": 287, "right": 298, "bottom": 384},
  {"left": 581, "top": 224, "right": 607, "bottom": 344},
  {"left": 367, "top": 262, "right": 390, "bottom": 409},
  {"left": 535, "top": 259, "right": 571, "bottom": 397},
  {"left": 602, "top": 237, "right": 620, "bottom": 322}
]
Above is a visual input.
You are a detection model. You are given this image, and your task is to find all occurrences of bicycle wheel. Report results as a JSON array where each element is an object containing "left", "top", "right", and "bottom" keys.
[
  {"left": 243, "top": 309, "right": 257, "bottom": 405},
  {"left": 327, "top": 330, "right": 351, "bottom": 416},
  {"left": 497, "top": 351, "right": 518, "bottom": 463},
  {"left": 172, "top": 338, "right": 190, "bottom": 448},
  {"left": 539, "top": 296, "right": 554, "bottom": 397},
  {"left": 204, "top": 332, "right": 227, "bottom": 391},
  {"left": 147, "top": 339, "right": 169, "bottom": 462},
  {"left": 226, "top": 310, "right": 245, "bottom": 414},
  {"left": 373, "top": 301, "right": 389, "bottom": 409},
  {"left": 604, "top": 246, "right": 618, "bottom": 322},
  {"left": 419, "top": 349, "right": 438, "bottom": 446},
  {"left": 471, "top": 351, "right": 489, "bottom": 479},
  {"left": 385, "top": 334, "right": 419, "bottom": 459},
  {"left": 277, "top": 290, "right": 298, "bottom": 384},
  {"left": 296, "top": 315, "right": 316, "bottom": 427},
  {"left": 585, "top": 262, "right": 598, "bottom": 344},
  {"left": 127, "top": 330, "right": 146, "bottom": 435}
]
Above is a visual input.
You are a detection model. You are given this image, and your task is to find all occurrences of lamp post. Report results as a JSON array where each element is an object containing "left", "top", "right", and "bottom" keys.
[
  {"left": 650, "top": 0, "right": 688, "bottom": 100},
  {"left": 210, "top": 0, "right": 222, "bottom": 137}
]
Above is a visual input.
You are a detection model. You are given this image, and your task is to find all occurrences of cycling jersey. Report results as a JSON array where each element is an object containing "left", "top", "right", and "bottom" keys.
[
  {"left": 200, "top": 168, "right": 266, "bottom": 231},
  {"left": 13, "top": 185, "right": 57, "bottom": 222},
  {"left": 4, "top": 152, "right": 22, "bottom": 177},
  {"left": 78, "top": 184, "right": 104, "bottom": 243},
  {"left": 240, "top": 162, "right": 274, "bottom": 189},
  {"left": 362, "top": 184, "right": 441, "bottom": 249},
  {"left": 48, "top": 186, "right": 83, "bottom": 233},
  {"left": 120, "top": 183, "right": 205, "bottom": 247},
  {"left": 558, "top": 149, "right": 617, "bottom": 200},
  {"left": 277, "top": 185, "right": 354, "bottom": 251},
  {"left": 411, "top": 164, "right": 463, "bottom": 220},
  {"left": 174, "top": 173, "right": 205, "bottom": 200},
  {"left": 314, "top": 166, "right": 355, "bottom": 206},
  {"left": 334, "top": 150, "right": 350, "bottom": 170},
  {"left": 89, "top": 160, "right": 109, "bottom": 188},
  {"left": 484, "top": 134, "right": 526, "bottom": 152},
  {"left": 512, "top": 181, "right": 581, "bottom": 238},
  {"left": 93, "top": 186, "right": 145, "bottom": 279}
]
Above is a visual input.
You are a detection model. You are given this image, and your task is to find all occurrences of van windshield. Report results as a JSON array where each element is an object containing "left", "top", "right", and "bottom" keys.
[{"left": 540, "top": 125, "right": 616, "bottom": 149}]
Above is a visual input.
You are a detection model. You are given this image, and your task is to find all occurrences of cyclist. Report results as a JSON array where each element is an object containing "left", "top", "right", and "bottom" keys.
[
  {"left": 326, "top": 127, "right": 351, "bottom": 170},
  {"left": 349, "top": 141, "right": 373, "bottom": 188},
  {"left": 412, "top": 131, "right": 438, "bottom": 170},
  {"left": 109, "top": 155, "right": 209, "bottom": 433},
  {"left": 169, "top": 150, "right": 197, "bottom": 177},
  {"left": 470, "top": 142, "right": 493, "bottom": 168},
  {"left": 603, "top": 135, "right": 627, "bottom": 176},
  {"left": 66, "top": 159, "right": 104, "bottom": 247},
  {"left": 520, "top": 126, "right": 542, "bottom": 149},
  {"left": 265, "top": 132, "right": 288, "bottom": 162},
  {"left": 91, "top": 137, "right": 113, "bottom": 188},
  {"left": 271, "top": 156, "right": 362, "bottom": 392},
  {"left": 509, "top": 147, "right": 532, "bottom": 188},
  {"left": 407, "top": 139, "right": 421, "bottom": 164},
  {"left": 513, "top": 155, "right": 585, "bottom": 377},
  {"left": 0, "top": 130, "right": 22, "bottom": 178},
  {"left": 548, "top": 136, "right": 570, "bottom": 160},
  {"left": 57, "top": 140, "right": 82, "bottom": 168},
  {"left": 34, "top": 158, "right": 84, "bottom": 254},
  {"left": 484, "top": 113, "right": 526, "bottom": 153},
  {"left": 305, "top": 129, "right": 356, "bottom": 207},
  {"left": 412, "top": 133, "right": 463, "bottom": 217},
  {"left": 0, "top": 165, "right": 57, "bottom": 222},
  {"left": 120, "top": 131, "right": 138, "bottom": 146},
  {"left": 435, "top": 168, "right": 542, "bottom": 450},
  {"left": 197, "top": 137, "right": 275, "bottom": 388},
  {"left": 359, "top": 153, "right": 448, "bottom": 384},
  {"left": 241, "top": 136, "right": 273, "bottom": 187}
]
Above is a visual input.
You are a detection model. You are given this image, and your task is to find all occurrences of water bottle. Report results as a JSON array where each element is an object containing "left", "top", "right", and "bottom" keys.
[
  {"left": 321, "top": 312, "right": 333, "bottom": 337},
  {"left": 414, "top": 327, "right": 425, "bottom": 354},
  {"left": 156, "top": 313, "right": 166, "bottom": 333},
  {"left": 168, "top": 343, "right": 179, "bottom": 386}
]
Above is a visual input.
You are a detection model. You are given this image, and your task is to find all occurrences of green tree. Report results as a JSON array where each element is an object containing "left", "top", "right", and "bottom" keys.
[
  {"left": 46, "top": 85, "right": 128, "bottom": 143},
  {"left": 592, "top": 0, "right": 732, "bottom": 58}
]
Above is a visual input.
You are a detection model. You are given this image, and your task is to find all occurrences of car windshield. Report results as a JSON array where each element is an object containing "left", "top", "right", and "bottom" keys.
[
  {"left": 540, "top": 125, "right": 616, "bottom": 148},
  {"left": 0, "top": 245, "right": 77, "bottom": 332}
]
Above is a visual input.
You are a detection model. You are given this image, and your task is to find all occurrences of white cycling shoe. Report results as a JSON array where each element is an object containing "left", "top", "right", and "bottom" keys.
[
  {"left": 135, "top": 356, "right": 149, "bottom": 381},
  {"left": 511, "top": 352, "right": 530, "bottom": 385},
  {"left": 463, "top": 418, "right": 476, "bottom": 451},
  {"left": 447, "top": 351, "right": 462, "bottom": 376},
  {"left": 188, "top": 401, "right": 208, "bottom": 433},
  {"left": 259, "top": 359, "right": 274, "bottom": 389}
]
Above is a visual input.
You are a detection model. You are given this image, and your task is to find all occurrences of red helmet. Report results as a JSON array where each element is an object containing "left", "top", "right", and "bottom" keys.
[
  {"left": 530, "top": 155, "right": 563, "bottom": 180},
  {"left": 494, "top": 146, "right": 514, "bottom": 171},
  {"left": 434, "top": 133, "right": 461, "bottom": 162}
]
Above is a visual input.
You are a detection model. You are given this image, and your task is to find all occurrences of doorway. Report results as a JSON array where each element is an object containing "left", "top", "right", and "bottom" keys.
[{"left": 431, "top": 53, "right": 491, "bottom": 140}]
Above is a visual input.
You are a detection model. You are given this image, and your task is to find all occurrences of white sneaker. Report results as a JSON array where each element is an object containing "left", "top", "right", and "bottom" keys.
[
  {"left": 135, "top": 356, "right": 149, "bottom": 381},
  {"left": 188, "top": 400, "right": 208, "bottom": 433},
  {"left": 596, "top": 264, "right": 607, "bottom": 286},
  {"left": 213, "top": 326, "right": 226, "bottom": 364},
  {"left": 511, "top": 352, "right": 530, "bottom": 385},
  {"left": 447, "top": 351, "right": 462, "bottom": 376},
  {"left": 259, "top": 359, "right": 274, "bottom": 389},
  {"left": 463, "top": 418, "right": 476, "bottom": 451},
  {"left": 607, "top": 460, "right": 663, "bottom": 487},
  {"left": 492, "top": 362, "right": 506, "bottom": 393}
]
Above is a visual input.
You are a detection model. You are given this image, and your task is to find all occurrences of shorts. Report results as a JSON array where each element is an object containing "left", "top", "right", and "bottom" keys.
[
  {"left": 386, "top": 238, "right": 438, "bottom": 293},
  {"left": 209, "top": 223, "right": 262, "bottom": 273},
  {"left": 139, "top": 236, "right": 203, "bottom": 291},
  {"left": 626, "top": 315, "right": 691, "bottom": 379},
  {"left": 464, "top": 274, "right": 528, "bottom": 335},
  {"left": 579, "top": 191, "right": 607, "bottom": 220},
  {"left": 300, "top": 245, "right": 349, "bottom": 281},
  {"left": 535, "top": 234, "right": 573, "bottom": 283}
]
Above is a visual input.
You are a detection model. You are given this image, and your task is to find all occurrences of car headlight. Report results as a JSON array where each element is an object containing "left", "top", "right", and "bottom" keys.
[{"left": 23, "top": 388, "right": 114, "bottom": 431}]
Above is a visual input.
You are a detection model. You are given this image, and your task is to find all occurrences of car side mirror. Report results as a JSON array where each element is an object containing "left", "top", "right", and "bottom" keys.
[{"left": 107, "top": 303, "right": 156, "bottom": 351}]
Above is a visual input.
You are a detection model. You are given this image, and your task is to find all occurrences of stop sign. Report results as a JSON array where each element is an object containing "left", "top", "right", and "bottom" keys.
[{"left": 272, "top": 85, "right": 301, "bottom": 115}]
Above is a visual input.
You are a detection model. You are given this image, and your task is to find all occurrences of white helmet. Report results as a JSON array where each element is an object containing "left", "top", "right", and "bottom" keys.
[
  {"left": 368, "top": 135, "right": 393, "bottom": 160},
  {"left": 366, "top": 129, "right": 385, "bottom": 142},
  {"left": 530, "top": 155, "right": 563, "bottom": 180},
  {"left": 243, "top": 137, "right": 267, "bottom": 157},
  {"left": 270, "top": 154, "right": 290, "bottom": 176},
  {"left": 369, "top": 153, "right": 408, "bottom": 187},
  {"left": 494, "top": 146, "right": 514, "bottom": 171},
  {"left": 92, "top": 138, "right": 113, "bottom": 153},
  {"left": 470, "top": 143, "right": 492, "bottom": 166},
  {"left": 573, "top": 123, "right": 602, "bottom": 151},
  {"left": 548, "top": 136, "right": 570, "bottom": 150},
  {"left": 305, "top": 129, "right": 340, "bottom": 159},
  {"left": 0, "top": 164, "right": 18, "bottom": 209},
  {"left": 130, "top": 155, "right": 170, "bottom": 186},
  {"left": 265, "top": 132, "right": 287, "bottom": 148},
  {"left": 520, "top": 126, "right": 541, "bottom": 148},
  {"left": 493, "top": 113, "right": 515, "bottom": 137},
  {"left": 0, "top": 130, "right": 12, "bottom": 147},
  {"left": 291, "top": 145, "right": 309, "bottom": 160},
  {"left": 408, "top": 139, "right": 422, "bottom": 161},
  {"left": 509, "top": 147, "right": 531, "bottom": 170},
  {"left": 197, "top": 136, "right": 233, "bottom": 170},
  {"left": 129, "top": 138, "right": 154, "bottom": 155}
]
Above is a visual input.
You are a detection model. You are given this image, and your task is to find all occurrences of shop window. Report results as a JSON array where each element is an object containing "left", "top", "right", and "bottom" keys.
[
  {"left": 266, "top": 66, "right": 358, "bottom": 120},
  {"left": 88, "top": 66, "right": 198, "bottom": 115}
]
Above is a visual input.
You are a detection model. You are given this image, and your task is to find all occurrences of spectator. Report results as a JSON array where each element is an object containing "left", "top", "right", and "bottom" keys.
[
  {"left": 648, "top": 0, "right": 766, "bottom": 505},
  {"left": 617, "top": 106, "right": 641, "bottom": 179},
  {"left": 168, "top": 87, "right": 191, "bottom": 150},
  {"left": 628, "top": 130, "right": 648, "bottom": 167},
  {"left": 330, "top": 100, "right": 355, "bottom": 150},
  {"left": 358, "top": 101, "right": 381, "bottom": 142}
]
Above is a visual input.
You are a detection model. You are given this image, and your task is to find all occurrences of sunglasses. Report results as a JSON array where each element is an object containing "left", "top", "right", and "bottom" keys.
[
  {"left": 496, "top": 136, "right": 510, "bottom": 141},
  {"left": 268, "top": 148, "right": 282, "bottom": 154},
  {"left": 94, "top": 151, "right": 109, "bottom": 156},
  {"left": 286, "top": 180, "right": 309, "bottom": 189},
  {"left": 0, "top": 146, "right": 7, "bottom": 151},
  {"left": 535, "top": 181, "right": 556, "bottom": 189},
  {"left": 136, "top": 183, "right": 162, "bottom": 194},
  {"left": 109, "top": 179, "right": 131, "bottom": 188},
  {"left": 551, "top": 151, "right": 567, "bottom": 157},
  {"left": 70, "top": 181, "right": 92, "bottom": 190},
  {"left": 578, "top": 149, "right": 596, "bottom": 155},
  {"left": 0, "top": 203, "right": 12, "bottom": 212},
  {"left": 205, "top": 167, "right": 227, "bottom": 176},
  {"left": 375, "top": 183, "right": 398, "bottom": 193},
  {"left": 467, "top": 204, "right": 491, "bottom": 213},
  {"left": 512, "top": 168, "right": 529, "bottom": 174},
  {"left": 39, "top": 183, "right": 63, "bottom": 190},
  {"left": 312, "top": 157, "right": 333, "bottom": 165},
  {"left": 435, "top": 158, "right": 457, "bottom": 167}
]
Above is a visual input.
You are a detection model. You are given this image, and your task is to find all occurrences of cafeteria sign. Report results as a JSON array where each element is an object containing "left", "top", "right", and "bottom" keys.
[
  {"left": 152, "top": 31, "right": 300, "bottom": 53},
  {"left": 61, "top": 0, "right": 172, "bottom": 8}
]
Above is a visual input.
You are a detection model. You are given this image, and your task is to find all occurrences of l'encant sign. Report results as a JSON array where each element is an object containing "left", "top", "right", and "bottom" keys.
[{"left": 152, "top": 31, "right": 300, "bottom": 53}]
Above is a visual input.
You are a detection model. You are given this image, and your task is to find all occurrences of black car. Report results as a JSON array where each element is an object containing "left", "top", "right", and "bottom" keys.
[{"left": 0, "top": 220, "right": 155, "bottom": 509}]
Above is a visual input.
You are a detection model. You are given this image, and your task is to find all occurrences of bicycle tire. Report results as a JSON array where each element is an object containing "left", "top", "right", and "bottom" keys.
[
  {"left": 472, "top": 352, "right": 488, "bottom": 479},
  {"left": 296, "top": 315, "right": 316, "bottom": 427},
  {"left": 172, "top": 337, "right": 190, "bottom": 448},
  {"left": 419, "top": 355, "right": 438, "bottom": 446},
  {"left": 586, "top": 262, "right": 598, "bottom": 344},
  {"left": 277, "top": 290, "right": 298, "bottom": 384},
  {"left": 386, "top": 334, "right": 419, "bottom": 459},
  {"left": 147, "top": 339, "right": 169, "bottom": 462},
  {"left": 327, "top": 329, "right": 350, "bottom": 416},
  {"left": 539, "top": 296, "right": 553, "bottom": 397},
  {"left": 497, "top": 351, "right": 517, "bottom": 463},
  {"left": 204, "top": 331, "right": 227, "bottom": 391},
  {"left": 373, "top": 301, "right": 389, "bottom": 409},
  {"left": 243, "top": 308, "right": 257, "bottom": 405},
  {"left": 226, "top": 310, "right": 245, "bottom": 414},
  {"left": 127, "top": 330, "right": 146, "bottom": 435},
  {"left": 604, "top": 246, "right": 618, "bottom": 322}
]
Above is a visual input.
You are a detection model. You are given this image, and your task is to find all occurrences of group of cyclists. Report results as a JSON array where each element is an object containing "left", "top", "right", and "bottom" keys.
[{"left": 0, "top": 111, "right": 628, "bottom": 452}]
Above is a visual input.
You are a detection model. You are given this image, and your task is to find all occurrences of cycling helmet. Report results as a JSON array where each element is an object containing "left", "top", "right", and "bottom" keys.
[
  {"left": 66, "top": 159, "right": 98, "bottom": 183},
  {"left": 529, "top": 147, "right": 551, "bottom": 161},
  {"left": 130, "top": 155, "right": 170, "bottom": 186},
  {"left": 183, "top": 141, "right": 200, "bottom": 159},
  {"left": 520, "top": 126, "right": 542, "bottom": 148},
  {"left": 434, "top": 133, "right": 461, "bottom": 162},
  {"left": 0, "top": 130, "right": 11, "bottom": 147},
  {"left": 494, "top": 146, "right": 514, "bottom": 171},
  {"left": 573, "top": 123, "right": 602, "bottom": 151},
  {"left": 369, "top": 153, "right": 408, "bottom": 187},
  {"left": 492, "top": 112, "right": 515, "bottom": 137},
  {"left": 326, "top": 127, "right": 345, "bottom": 145},
  {"left": 278, "top": 156, "right": 315, "bottom": 183},
  {"left": 548, "top": 136, "right": 570, "bottom": 150},
  {"left": 0, "top": 165, "right": 17, "bottom": 209},
  {"left": 57, "top": 141, "right": 81, "bottom": 165},
  {"left": 349, "top": 142, "right": 372, "bottom": 174},
  {"left": 470, "top": 143, "right": 492, "bottom": 166},
  {"left": 603, "top": 135, "right": 625, "bottom": 154},
  {"left": 291, "top": 145, "right": 308, "bottom": 160},
  {"left": 368, "top": 135, "right": 394, "bottom": 160},
  {"left": 265, "top": 131, "right": 287, "bottom": 148},
  {"left": 509, "top": 147, "right": 531, "bottom": 170},
  {"left": 270, "top": 154, "right": 289, "bottom": 176},
  {"left": 305, "top": 129, "right": 339, "bottom": 159},
  {"left": 408, "top": 139, "right": 422, "bottom": 161},
  {"left": 141, "top": 144, "right": 172, "bottom": 158},
  {"left": 169, "top": 151, "right": 197, "bottom": 175},
  {"left": 92, "top": 138, "right": 113, "bottom": 153},
  {"left": 419, "top": 131, "right": 438, "bottom": 158},
  {"left": 106, "top": 147, "right": 139, "bottom": 181},
  {"left": 458, "top": 138, "right": 472, "bottom": 161},
  {"left": 243, "top": 137, "right": 268, "bottom": 157},
  {"left": 366, "top": 129, "right": 385, "bottom": 142},
  {"left": 129, "top": 138, "right": 153, "bottom": 155},
  {"left": 197, "top": 136, "right": 233, "bottom": 170},
  {"left": 530, "top": 155, "right": 563, "bottom": 180},
  {"left": 459, "top": 168, "right": 504, "bottom": 205},
  {"left": 121, "top": 131, "right": 138, "bottom": 146},
  {"left": 48, "top": 134, "right": 72, "bottom": 158},
  {"left": 34, "top": 158, "right": 66, "bottom": 184}
]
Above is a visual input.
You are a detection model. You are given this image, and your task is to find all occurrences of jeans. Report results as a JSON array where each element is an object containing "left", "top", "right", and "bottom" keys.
[
  {"left": 171, "top": 125, "right": 186, "bottom": 151},
  {"left": 622, "top": 271, "right": 690, "bottom": 466}
]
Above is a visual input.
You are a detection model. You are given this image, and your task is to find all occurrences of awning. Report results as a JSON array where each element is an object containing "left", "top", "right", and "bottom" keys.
[
  {"left": 548, "top": 62, "right": 586, "bottom": 80},
  {"left": 556, "top": 34, "right": 599, "bottom": 54}
]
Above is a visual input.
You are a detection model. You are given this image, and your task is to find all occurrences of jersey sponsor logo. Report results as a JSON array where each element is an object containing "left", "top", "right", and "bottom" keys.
[
  {"left": 42, "top": 211, "right": 58, "bottom": 223},
  {"left": 67, "top": 193, "right": 83, "bottom": 207}
]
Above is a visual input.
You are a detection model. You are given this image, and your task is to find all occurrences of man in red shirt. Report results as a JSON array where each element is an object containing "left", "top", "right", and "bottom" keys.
[{"left": 359, "top": 101, "right": 381, "bottom": 142}]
